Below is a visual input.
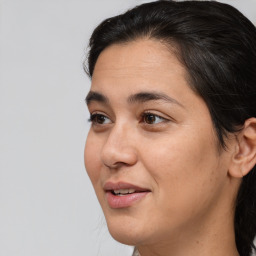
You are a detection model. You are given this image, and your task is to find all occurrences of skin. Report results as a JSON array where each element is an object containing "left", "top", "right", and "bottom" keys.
[{"left": 84, "top": 39, "right": 242, "bottom": 256}]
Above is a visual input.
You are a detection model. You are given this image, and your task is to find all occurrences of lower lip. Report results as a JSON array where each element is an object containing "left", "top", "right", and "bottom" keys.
[{"left": 106, "top": 191, "right": 149, "bottom": 209}]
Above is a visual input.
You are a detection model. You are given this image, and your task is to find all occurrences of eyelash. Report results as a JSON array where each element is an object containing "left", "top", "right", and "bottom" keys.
[
  {"left": 140, "top": 112, "right": 167, "bottom": 125},
  {"left": 88, "top": 113, "right": 111, "bottom": 125},
  {"left": 88, "top": 112, "right": 168, "bottom": 126}
]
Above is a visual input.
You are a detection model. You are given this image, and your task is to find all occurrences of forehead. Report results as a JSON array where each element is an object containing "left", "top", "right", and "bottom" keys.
[
  {"left": 92, "top": 39, "right": 185, "bottom": 82},
  {"left": 91, "top": 39, "right": 190, "bottom": 98}
]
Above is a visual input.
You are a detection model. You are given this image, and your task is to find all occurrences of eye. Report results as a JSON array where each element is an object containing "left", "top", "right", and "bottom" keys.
[
  {"left": 89, "top": 113, "right": 111, "bottom": 125},
  {"left": 141, "top": 112, "right": 166, "bottom": 124}
]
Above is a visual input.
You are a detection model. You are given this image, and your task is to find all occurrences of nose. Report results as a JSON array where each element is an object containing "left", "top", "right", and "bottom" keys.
[{"left": 101, "top": 123, "right": 138, "bottom": 169}]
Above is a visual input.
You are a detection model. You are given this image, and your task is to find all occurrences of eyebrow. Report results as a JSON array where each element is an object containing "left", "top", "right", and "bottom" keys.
[
  {"left": 86, "top": 91, "right": 109, "bottom": 105},
  {"left": 127, "top": 91, "right": 184, "bottom": 107},
  {"left": 85, "top": 90, "right": 184, "bottom": 108}
]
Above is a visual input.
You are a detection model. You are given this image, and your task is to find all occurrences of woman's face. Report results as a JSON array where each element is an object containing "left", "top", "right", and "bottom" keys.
[{"left": 84, "top": 39, "right": 234, "bottom": 246}]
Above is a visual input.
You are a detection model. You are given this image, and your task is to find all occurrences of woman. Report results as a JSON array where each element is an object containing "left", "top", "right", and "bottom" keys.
[{"left": 84, "top": 1, "right": 256, "bottom": 256}]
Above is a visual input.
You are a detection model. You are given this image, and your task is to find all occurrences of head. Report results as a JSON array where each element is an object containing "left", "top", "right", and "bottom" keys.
[{"left": 84, "top": 1, "right": 256, "bottom": 256}]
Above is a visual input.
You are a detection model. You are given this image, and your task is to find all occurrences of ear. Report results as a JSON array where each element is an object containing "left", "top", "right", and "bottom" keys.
[{"left": 229, "top": 118, "right": 256, "bottom": 178}]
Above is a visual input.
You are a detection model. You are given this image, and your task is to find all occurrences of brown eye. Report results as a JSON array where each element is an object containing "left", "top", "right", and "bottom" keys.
[
  {"left": 144, "top": 113, "right": 156, "bottom": 124},
  {"left": 142, "top": 113, "right": 165, "bottom": 124},
  {"left": 89, "top": 114, "right": 111, "bottom": 124}
]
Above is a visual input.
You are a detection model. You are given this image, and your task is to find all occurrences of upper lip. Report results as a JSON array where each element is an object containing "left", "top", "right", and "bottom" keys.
[{"left": 103, "top": 181, "right": 151, "bottom": 192}]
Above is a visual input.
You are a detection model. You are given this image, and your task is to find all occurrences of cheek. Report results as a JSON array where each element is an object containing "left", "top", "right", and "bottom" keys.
[
  {"left": 84, "top": 131, "right": 102, "bottom": 185},
  {"left": 141, "top": 127, "right": 222, "bottom": 210},
  {"left": 142, "top": 128, "right": 216, "bottom": 172}
]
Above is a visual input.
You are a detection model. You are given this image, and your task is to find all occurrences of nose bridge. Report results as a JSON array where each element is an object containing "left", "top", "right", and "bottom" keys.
[
  {"left": 108, "top": 121, "right": 131, "bottom": 148},
  {"left": 101, "top": 121, "right": 137, "bottom": 168}
]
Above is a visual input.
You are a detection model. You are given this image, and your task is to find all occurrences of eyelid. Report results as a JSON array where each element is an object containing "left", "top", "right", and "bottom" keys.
[
  {"left": 88, "top": 111, "right": 109, "bottom": 119},
  {"left": 141, "top": 112, "right": 166, "bottom": 123},
  {"left": 88, "top": 112, "right": 112, "bottom": 125},
  {"left": 141, "top": 110, "right": 174, "bottom": 122}
]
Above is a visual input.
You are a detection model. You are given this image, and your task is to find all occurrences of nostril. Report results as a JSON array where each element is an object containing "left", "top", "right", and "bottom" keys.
[
  {"left": 101, "top": 147, "right": 138, "bottom": 169},
  {"left": 102, "top": 161, "right": 130, "bottom": 170}
]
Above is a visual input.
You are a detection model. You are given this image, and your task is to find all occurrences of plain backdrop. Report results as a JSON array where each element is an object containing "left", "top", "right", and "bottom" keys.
[{"left": 0, "top": 1, "right": 255, "bottom": 256}]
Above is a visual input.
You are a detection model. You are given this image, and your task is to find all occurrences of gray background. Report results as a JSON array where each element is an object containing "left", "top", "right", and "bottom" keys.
[{"left": 0, "top": 1, "right": 255, "bottom": 256}]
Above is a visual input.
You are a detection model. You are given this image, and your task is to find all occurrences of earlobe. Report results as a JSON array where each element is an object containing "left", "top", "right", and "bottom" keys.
[{"left": 229, "top": 118, "right": 256, "bottom": 178}]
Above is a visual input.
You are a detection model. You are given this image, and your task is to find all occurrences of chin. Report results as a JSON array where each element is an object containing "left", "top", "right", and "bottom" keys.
[
  {"left": 109, "top": 230, "right": 138, "bottom": 246},
  {"left": 105, "top": 214, "right": 148, "bottom": 246}
]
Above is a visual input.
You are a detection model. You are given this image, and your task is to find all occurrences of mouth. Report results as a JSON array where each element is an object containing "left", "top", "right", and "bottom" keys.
[
  {"left": 111, "top": 188, "right": 137, "bottom": 196},
  {"left": 103, "top": 181, "right": 151, "bottom": 209}
]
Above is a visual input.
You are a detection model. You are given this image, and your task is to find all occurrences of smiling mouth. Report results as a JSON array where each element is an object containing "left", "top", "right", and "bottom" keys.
[
  {"left": 104, "top": 182, "right": 151, "bottom": 208},
  {"left": 111, "top": 188, "right": 137, "bottom": 196}
]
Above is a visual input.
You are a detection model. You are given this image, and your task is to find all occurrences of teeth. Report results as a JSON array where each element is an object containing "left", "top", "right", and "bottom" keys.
[{"left": 113, "top": 189, "right": 136, "bottom": 195}]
